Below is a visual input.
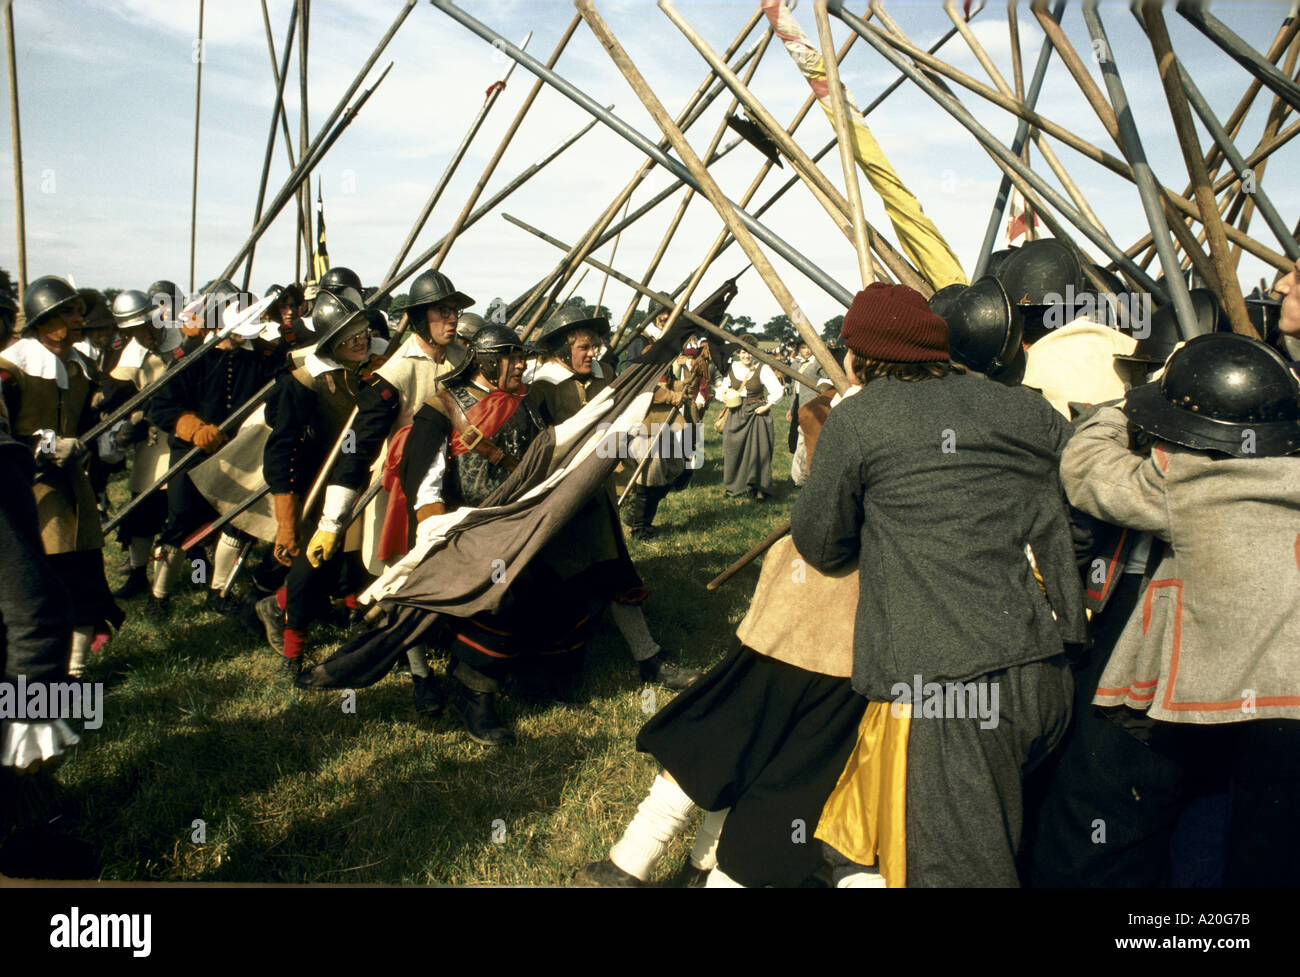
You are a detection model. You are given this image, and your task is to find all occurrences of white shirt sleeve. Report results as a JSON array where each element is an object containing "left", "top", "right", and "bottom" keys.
[
  {"left": 760, "top": 365, "right": 784, "bottom": 405},
  {"left": 412, "top": 437, "right": 448, "bottom": 510}
]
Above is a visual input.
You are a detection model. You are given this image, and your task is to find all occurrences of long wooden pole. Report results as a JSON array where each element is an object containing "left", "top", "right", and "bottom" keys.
[
  {"left": 1141, "top": 3, "right": 1253, "bottom": 336},
  {"left": 576, "top": 0, "right": 849, "bottom": 395},
  {"left": 297, "top": 0, "right": 310, "bottom": 281},
  {"left": 244, "top": 0, "right": 300, "bottom": 290},
  {"left": 510, "top": 9, "right": 769, "bottom": 338},
  {"left": 816, "top": 1, "right": 874, "bottom": 288},
  {"left": 382, "top": 35, "right": 528, "bottom": 284},
  {"left": 661, "top": 0, "right": 927, "bottom": 294},
  {"left": 188, "top": 0, "right": 205, "bottom": 294},
  {"left": 4, "top": 0, "right": 26, "bottom": 299},
  {"left": 431, "top": 13, "right": 583, "bottom": 271}
]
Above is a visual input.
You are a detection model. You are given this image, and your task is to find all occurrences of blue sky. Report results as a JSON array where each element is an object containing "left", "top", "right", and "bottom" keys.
[{"left": 2, "top": 0, "right": 1297, "bottom": 329}]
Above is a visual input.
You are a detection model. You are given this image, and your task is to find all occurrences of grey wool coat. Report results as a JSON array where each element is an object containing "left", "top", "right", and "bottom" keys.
[
  {"left": 1061, "top": 405, "right": 1300, "bottom": 724},
  {"left": 790, "top": 371, "right": 1086, "bottom": 702}
]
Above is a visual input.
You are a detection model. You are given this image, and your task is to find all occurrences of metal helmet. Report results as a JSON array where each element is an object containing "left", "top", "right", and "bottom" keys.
[
  {"left": 1116, "top": 287, "right": 1221, "bottom": 367},
  {"left": 985, "top": 248, "right": 1016, "bottom": 278},
  {"left": 404, "top": 269, "right": 474, "bottom": 319},
  {"left": 997, "top": 239, "right": 1083, "bottom": 308},
  {"left": 78, "top": 289, "right": 115, "bottom": 332},
  {"left": 470, "top": 323, "right": 526, "bottom": 383},
  {"left": 364, "top": 308, "right": 390, "bottom": 341},
  {"left": 536, "top": 305, "right": 610, "bottom": 352},
  {"left": 456, "top": 311, "right": 485, "bottom": 344},
  {"left": 311, "top": 287, "right": 365, "bottom": 338},
  {"left": 927, "top": 282, "right": 967, "bottom": 325},
  {"left": 944, "top": 276, "right": 1022, "bottom": 379},
  {"left": 208, "top": 278, "right": 240, "bottom": 299},
  {"left": 1122, "top": 332, "right": 1300, "bottom": 458},
  {"left": 319, "top": 266, "right": 362, "bottom": 293},
  {"left": 1245, "top": 286, "right": 1282, "bottom": 345},
  {"left": 111, "top": 289, "right": 155, "bottom": 330},
  {"left": 438, "top": 340, "right": 475, "bottom": 387},
  {"left": 148, "top": 280, "right": 186, "bottom": 322},
  {"left": 22, "top": 275, "right": 85, "bottom": 334},
  {"left": 314, "top": 304, "right": 370, "bottom": 361}
]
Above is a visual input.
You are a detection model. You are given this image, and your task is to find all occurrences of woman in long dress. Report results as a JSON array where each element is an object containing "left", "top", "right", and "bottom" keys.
[{"left": 717, "top": 349, "right": 783, "bottom": 499}]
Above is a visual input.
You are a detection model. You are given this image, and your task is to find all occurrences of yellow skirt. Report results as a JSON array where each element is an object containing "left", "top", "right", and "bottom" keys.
[{"left": 814, "top": 701, "right": 911, "bottom": 887}]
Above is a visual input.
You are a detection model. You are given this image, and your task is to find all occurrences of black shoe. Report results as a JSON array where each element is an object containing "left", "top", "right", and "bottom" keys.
[
  {"left": 255, "top": 595, "right": 285, "bottom": 655},
  {"left": 144, "top": 594, "right": 170, "bottom": 617},
  {"left": 573, "top": 859, "right": 642, "bottom": 888},
  {"left": 411, "top": 674, "right": 444, "bottom": 719},
  {"left": 279, "top": 654, "right": 302, "bottom": 682},
  {"left": 639, "top": 651, "right": 702, "bottom": 691},
  {"left": 455, "top": 686, "right": 514, "bottom": 746},
  {"left": 664, "top": 861, "right": 709, "bottom": 888},
  {"left": 112, "top": 566, "right": 149, "bottom": 600},
  {"left": 630, "top": 525, "right": 658, "bottom": 541}
]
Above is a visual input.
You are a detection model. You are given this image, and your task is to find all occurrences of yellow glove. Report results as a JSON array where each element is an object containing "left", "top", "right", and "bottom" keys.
[{"left": 306, "top": 529, "right": 340, "bottom": 568}]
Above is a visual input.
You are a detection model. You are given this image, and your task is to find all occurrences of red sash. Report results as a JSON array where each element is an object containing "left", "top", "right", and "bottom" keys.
[
  {"left": 377, "top": 423, "right": 412, "bottom": 562},
  {"left": 450, "top": 387, "right": 527, "bottom": 457}
]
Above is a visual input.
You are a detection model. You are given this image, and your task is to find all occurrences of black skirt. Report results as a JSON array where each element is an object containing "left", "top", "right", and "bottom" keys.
[
  {"left": 46, "top": 550, "right": 125, "bottom": 633},
  {"left": 636, "top": 642, "right": 866, "bottom": 887}
]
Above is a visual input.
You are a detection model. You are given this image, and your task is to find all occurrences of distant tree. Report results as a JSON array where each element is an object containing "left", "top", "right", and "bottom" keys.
[
  {"left": 484, "top": 296, "right": 508, "bottom": 324},
  {"left": 822, "top": 313, "right": 844, "bottom": 342},
  {"left": 728, "top": 314, "right": 757, "bottom": 335},
  {"left": 0, "top": 267, "right": 18, "bottom": 306},
  {"left": 760, "top": 313, "right": 796, "bottom": 345},
  {"left": 390, "top": 292, "right": 409, "bottom": 313},
  {"left": 561, "top": 295, "right": 611, "bottom": 320}
]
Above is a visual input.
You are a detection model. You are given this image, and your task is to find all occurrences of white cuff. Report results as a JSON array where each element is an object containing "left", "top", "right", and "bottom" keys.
[
  {"left": 1, "top": 719, "right": 81, "bottom": 770},
  {"left": 412, "top": 448, "right": 447, "bottom": 511},
  {"left": 318, "top": 484, "right": 359, "bottom": 534}
]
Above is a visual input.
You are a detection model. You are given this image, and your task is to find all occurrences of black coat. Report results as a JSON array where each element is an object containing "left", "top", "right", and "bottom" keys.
[{"left": 790, "top": 371, "right": 1086, "bottom": 701}]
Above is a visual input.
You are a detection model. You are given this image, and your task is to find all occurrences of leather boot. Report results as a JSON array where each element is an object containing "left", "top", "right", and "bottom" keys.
[
  {"left": 411, "top": 674, "right": 444, "bottom": 719},
  {"left": 455, "top": 684, "right": 513, "bottom": 746},
  {"left": 112, "top": 566, "right": 149, "bottom": 599}
]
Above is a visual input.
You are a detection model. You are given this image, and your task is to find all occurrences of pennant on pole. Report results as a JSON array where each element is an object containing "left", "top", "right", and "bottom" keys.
[
  {"left": 313, "top": 177, "right": 330, "bottom": 282},
  {"left": 761, "top": 0, "right": 968, "bottom": 290},
  {"left": 1006, "top": 186, "right": 1039, "bottom": 245}
]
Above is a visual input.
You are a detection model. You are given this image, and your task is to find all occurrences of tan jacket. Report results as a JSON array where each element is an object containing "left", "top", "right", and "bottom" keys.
[{"left": 1061, "top": 406, "right": 1300, "bottom": 723}]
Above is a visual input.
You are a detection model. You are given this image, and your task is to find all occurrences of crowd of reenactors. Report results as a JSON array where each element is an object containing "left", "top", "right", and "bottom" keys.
[{"left": 3, "top": 237, "right": 1298, "bottom": 886}]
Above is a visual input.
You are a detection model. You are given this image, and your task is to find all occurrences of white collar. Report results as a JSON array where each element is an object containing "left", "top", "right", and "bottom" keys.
[
  {"left": 529, "top": 358, "right": 605, "bottom": 385},
  {"left": 307, "top": 337, "right": 387, "bottom": 377},
  {"left": 399, "top": 334, "right": 444, "bottom": 361},
  {"left": 2, "top": 337, "right": 93, "bottom": 389}
]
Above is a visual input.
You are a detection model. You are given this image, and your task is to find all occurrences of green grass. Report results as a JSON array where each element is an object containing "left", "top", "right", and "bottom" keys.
[{"left": 56, "top": 397, "right": 800, "bottom": 885}]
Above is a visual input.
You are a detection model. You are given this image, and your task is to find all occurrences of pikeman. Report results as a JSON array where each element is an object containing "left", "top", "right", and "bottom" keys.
[
  {"left": 102, "top": 290, "right": 184, "bottom": 600},
  {"left": 0, "top": 276, "right": 124, "bottom": 677},
  {"left": 262, "top": 283, "right": 310, "bottom": 350},
  {"left": 529, "top": 306, "right": 700, "bottom": 691},
  {"left": 147, "top": 291, "right": 285, "bottom": 616},
  {"left": 72, "top": 290, "right": 122, "bottom": 378},
  {"left": 305, "top": 269, "right": 474, "bottom": 576},
  {"left": 253, "top": 289, "right": 389, "bottom": 680}
]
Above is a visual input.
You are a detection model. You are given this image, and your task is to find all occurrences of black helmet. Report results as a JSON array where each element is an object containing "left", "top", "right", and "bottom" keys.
[
  {"left": 148, "top": 280, "right": 185, "bottom": 322},
  {"left": 470, "top": 323, "right": 527, "bottom": 383},
  {"left": 1122, "top": 333, "right": 1300, "bottom": 458},
  {"left": 439, "top": 341, "right": 475, "bottom": 387},
  {"left": 311, "top": 287, "right": 365, "bottom": 338},
  {"left": 207, "top": 278, "right": 240, "bottom": 298},
  {"left": 927, "top": 282, "right": 967, "bottom": 325},
  {"left": 111, "top": 289, "right": 155, "bottom": 330},
  {"left": 319, "top": 266, "right": 362, "bottom": 293},
  {"left": 1116, "top": 287, "right": 1221, "bottom": 366},
  {"left": 22, "top": 275, "right": 85, "bottom": 333},
  {"left": 403, "top": 269, "right": 474, "bottom": 323},
  {"left": 78, "top": 289, "right": 115, "bottom": 332},
  {"left": 944, "top": 276, "right": 1022, "bottom": 378},
  {"left": 1245, "top": 286, "right": 1281, "bottom": 345},
  {"left": 985, "top": 248, "right": 1016, "bottom": 278},
  {"left": 456, "top": 311, "right": 485, "bottom": 344},
  {"left": 997, "top": 239, "right": 1083, "bottom": 308},
  {"left": 536, "top": 305, "right": 610, "bottom": 352},
  {"left": 364, "top": 308, "right": 390, "bottom": 341}
]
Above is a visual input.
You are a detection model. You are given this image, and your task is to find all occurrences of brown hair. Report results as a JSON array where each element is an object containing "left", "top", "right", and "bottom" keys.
[
  {"left": 849, "top": 352, "right": 964, "bottom": 383},
  {"left": 551, "top": 327, "right": 601, "bottom": 364}
]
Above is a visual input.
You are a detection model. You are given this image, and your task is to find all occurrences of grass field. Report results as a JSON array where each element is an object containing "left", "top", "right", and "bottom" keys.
[{"left": 52, "top": 396, "right": 800, "bottom": 885}]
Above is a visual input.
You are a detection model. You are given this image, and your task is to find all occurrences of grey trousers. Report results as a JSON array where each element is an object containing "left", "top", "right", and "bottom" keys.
[{"left": 903, "top": 655, "right": 1073, "bottom": 887}]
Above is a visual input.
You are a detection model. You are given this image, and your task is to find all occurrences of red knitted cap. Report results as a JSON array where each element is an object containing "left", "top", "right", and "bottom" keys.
[{"left": 840, "top": 282, "right": 949, "bottom": 363}]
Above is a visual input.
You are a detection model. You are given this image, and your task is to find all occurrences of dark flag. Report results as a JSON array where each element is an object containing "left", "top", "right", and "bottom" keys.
[
  {"left": 312, "top": 178, "right": 330, "bottom": 283},
  {"left": 296, "top": 316, "right": 697, "bottom": 690}
]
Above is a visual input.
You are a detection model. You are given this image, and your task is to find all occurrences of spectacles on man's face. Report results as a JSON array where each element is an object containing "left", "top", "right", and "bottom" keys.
[{"left": 432, "top": 304, "right": 460, "bottom": 319}]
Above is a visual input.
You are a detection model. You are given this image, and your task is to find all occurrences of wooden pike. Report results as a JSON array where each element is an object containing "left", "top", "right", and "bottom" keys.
[
  {"left": 515, "top": 14, "right": 771, "bottom": 340},
  {"left": 617, "top": 403, "right": 681, "bottom": 509},
  {"left": 661, "top": 0, "right": 928, "bottom": 294},
  {"left": 431, "top": 14, "right": 583, "bottom": 272},
  {"left": 574, "top": 0, "right": 850, "bottom": 394},
  {"left": 5, "top": 0, "right": 26, "bottom": 297},
  {"left": 1142, "top": 3, "right": 1253, "bottom": 337},
  {"left": 707, "top": 519, "right": 791, "bottom": 591},
  {"left": 188, "top": 0, "right": 205, "bottom": 294},
  {"left": 816, "top": 1, "right": 875, "bottom": 287},
  {"left": 383, "top": 33, "right": 531, "bottom": 285},
  {"left": 297, "top": 0, "right": 311, "bottom": 279}
]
